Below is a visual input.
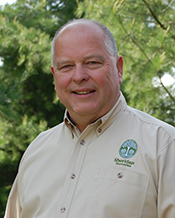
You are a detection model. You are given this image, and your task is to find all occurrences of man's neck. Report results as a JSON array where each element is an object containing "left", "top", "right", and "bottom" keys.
[{"left": 67, "top": 112, "right": 100, "bottom": 133}]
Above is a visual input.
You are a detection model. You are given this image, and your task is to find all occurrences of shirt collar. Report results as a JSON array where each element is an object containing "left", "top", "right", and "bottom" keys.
[{"left": 64, "top": 91, "right": 127, "bottom": 136}]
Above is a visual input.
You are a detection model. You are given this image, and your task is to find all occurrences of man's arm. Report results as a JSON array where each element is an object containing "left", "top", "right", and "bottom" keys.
[
  {"left": 158, "top": 140, "right": 175, "bottom": 218},
  {"left": 4, "top": 175, "right": 21, "bottom": 218}
]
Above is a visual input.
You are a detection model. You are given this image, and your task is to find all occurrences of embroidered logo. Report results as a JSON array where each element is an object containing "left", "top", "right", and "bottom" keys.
[
  {"left": 114, "top": 158, "right": 135, "bottom": 167},
  {"left": 119, "top": 139, "right": 138, "bottom": 159}
]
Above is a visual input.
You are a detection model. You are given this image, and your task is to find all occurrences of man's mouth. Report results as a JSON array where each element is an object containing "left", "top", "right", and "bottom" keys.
[{"left": 73, "top": 90, "right": 95, "bottom": 95}]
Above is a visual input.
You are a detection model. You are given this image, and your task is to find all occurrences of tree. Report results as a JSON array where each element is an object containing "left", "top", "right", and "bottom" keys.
[
  {"left": 0, "top": 0, "right": 78, "bottom": 216},
  {"left": 76, "top": 0, "right": 175, "bottom": 126}
]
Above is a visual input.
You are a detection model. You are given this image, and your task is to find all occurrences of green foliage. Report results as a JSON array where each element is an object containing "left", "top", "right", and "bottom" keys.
[
  {"left": 76, "top": 0, "right": 175, "bottom": 126},
  {"left": 0, "top": 0, "right": 77, "bottom": 216},
  {"left": 0, "top": 116, "right": 47, "bottom": 214}
]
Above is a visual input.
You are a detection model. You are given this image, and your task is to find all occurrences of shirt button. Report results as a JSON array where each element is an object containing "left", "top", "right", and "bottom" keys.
[
  {"left": 61, "top": 207, "right": 66, "bottom": 213},
  {"left": 117, "top": 172, "right": 123, "bottom": 178},
  {"left": 80, "top": 139, "right": 85, "bottom": 145},
  {"left": 98, "top": 128, "right": 102, "bottom": 133},
  {"left": 71, "top": 174, "right": 76, "bottom": 179}
]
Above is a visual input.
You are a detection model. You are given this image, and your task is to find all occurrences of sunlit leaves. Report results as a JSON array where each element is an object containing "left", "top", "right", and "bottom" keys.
[{"left": 77, "top": 0, "right": 175, "bottom": 126}]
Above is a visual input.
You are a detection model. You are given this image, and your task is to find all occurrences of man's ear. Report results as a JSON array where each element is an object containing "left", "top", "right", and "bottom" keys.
[
  {"left": 51, "top": 66, "right": 56, "bottom": 90},
  {"left": 51, "top": 66, "right": 55, "bottom": 76},
  {"left": 117, "top": 56, "right": 123, "bottom": 84}
]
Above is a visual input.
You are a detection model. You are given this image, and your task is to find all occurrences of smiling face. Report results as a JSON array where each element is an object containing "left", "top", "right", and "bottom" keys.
[{"left": 51, "top": 21, "right": 123, "bottom": 131}]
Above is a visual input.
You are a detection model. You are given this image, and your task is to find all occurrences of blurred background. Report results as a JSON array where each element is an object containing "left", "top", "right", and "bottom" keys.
[{"left": 0, "top": 0, "right": 175, "bottom": 216}]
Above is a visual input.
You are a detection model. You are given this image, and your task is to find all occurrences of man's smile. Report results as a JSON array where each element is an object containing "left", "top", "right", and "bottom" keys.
[{"left": 72, "top": 90, "right": 95, "bottom": 95}]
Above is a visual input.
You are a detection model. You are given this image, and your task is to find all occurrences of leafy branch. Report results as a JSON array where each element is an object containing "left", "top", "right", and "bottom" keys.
[
  {"left": 157, "top": 71, "right": 175, "bottom": 104},
  {"left": 141, "top": 0, "right": 175, "bottom": 40},
  {"left": 113, "top": 13, "right": 152, "bottom": 63}
]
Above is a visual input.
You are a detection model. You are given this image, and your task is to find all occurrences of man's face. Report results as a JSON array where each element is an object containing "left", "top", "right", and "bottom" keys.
[{"left": 51, "top": 22, "right": 123, "bottom": 125}]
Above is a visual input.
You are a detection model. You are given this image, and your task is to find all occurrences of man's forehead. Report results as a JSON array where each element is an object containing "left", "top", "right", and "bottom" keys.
[{"left": 58, "top": 21, "right": 103, "bottom": 37}]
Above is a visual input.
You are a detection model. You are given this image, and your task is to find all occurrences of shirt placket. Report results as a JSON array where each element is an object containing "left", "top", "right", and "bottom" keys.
[{"left": 55, "top": 134, "right": 91, "bottom": 218}]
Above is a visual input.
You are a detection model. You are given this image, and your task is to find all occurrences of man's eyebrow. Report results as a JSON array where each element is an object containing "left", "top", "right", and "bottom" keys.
[
  {"left": 83, "top": 55, "right": 105, "bottom": 61},
  {"left": 55, "top": 60, "right": 73, "bottom": 68}
]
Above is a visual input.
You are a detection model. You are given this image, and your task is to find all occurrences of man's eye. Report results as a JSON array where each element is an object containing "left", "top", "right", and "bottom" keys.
[
  {"left": 62, "top": 65, "right": 72, "bottom": 68},
  {"left": 59, "top": 65, "right": 73, "bottom": 71},
  {"left": 88, "top": 61, "right": 97, "bottom": 64},
  {"left": 86, "top": 61, "right": 102, "bottom": 68}
]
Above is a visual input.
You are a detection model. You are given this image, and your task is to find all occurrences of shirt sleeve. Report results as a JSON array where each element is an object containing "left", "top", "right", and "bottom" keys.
[
  {"left": 158, "top": 140, "right": 175, "bottom": 218},
  {"left": 4, "top": 175, "right": 21, "bottom": 218}
]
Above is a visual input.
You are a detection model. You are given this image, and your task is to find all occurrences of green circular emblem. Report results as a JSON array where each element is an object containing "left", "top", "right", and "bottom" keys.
[{"left": 119, "top": 139, "right": 138, "bottom": 159}]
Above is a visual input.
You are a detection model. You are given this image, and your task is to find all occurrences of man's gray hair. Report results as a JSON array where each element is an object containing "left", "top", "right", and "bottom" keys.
[{"left": 51, "top": 19, "right": 118, "bottom": 66}]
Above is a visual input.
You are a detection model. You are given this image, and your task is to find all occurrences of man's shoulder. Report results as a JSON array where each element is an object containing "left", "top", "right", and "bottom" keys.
[
  {"left": 25, "top": 122, "right": 65, "bottom": 152},
  {"left": 39, "top": 121, "right": 65, "bottom": 137},
  {"left": 19, "top": 122, "right": 67, "bottom": 165},
  {"left": 126, "top": 105, "right": 175, "bottom": 139}
]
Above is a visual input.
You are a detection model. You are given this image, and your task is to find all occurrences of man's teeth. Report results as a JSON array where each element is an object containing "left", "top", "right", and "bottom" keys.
[{"left": 76, "top": 91, "right": 91, "bottom": 94}]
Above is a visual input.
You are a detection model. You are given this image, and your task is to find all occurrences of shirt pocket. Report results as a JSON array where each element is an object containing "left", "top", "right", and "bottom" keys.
[{"left": 85, "top": 167, "right": 149, "bottom": 218}]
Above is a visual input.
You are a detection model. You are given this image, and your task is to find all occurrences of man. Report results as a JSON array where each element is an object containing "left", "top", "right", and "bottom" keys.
[{"left": 4, "top": 19, "right": 175, "bottom": 218}]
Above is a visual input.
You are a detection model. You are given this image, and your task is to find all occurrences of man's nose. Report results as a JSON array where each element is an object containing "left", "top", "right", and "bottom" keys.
[{"left": 72, "top": 64, "right": 89, "bottom": 83}]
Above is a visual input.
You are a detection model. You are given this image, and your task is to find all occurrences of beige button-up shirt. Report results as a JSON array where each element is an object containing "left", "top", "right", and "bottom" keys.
[{"left": 4, "top": 92, "right": 175, "bottom": 218}]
